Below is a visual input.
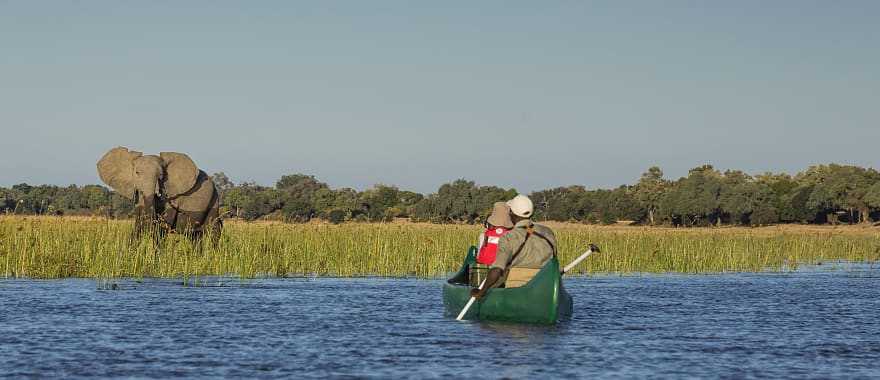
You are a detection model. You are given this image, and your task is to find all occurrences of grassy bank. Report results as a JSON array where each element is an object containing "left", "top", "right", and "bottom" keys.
[{"left": 2, "top": 216, "right": 879, "bottom": 279}]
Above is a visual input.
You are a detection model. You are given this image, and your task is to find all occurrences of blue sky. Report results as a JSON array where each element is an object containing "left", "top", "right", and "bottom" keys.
[{"left": 1, "top": 1, "right": 877, "bottom": 193}]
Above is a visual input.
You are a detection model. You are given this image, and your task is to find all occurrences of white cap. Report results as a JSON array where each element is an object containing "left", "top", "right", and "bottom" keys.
[{"left": 507, "top": 195, "right": 533, "bottom": 218}]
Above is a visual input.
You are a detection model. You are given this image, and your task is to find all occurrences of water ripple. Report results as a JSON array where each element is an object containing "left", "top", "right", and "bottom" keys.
[{"left": 2, "top": 267, "right": 880, "bottom": 378}]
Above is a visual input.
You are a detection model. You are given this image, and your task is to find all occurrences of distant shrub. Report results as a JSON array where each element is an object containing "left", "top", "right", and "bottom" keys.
[{"left": 327, "top": 209, "right": 346, "bottom": 224}]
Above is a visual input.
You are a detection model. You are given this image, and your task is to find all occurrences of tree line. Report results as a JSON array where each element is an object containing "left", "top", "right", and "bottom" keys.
[{"left": 3, "top": 164, "right": 880, "bottom": 226}]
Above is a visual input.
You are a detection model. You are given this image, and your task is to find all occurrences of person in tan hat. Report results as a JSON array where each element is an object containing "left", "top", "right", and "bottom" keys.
[{"left": 475, "top": 202, "right": 514, "bottom": 265}]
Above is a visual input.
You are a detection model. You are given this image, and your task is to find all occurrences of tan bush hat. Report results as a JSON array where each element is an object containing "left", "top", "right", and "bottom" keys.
[{"left": 487, "top": 201, "right": 514, "bottom": 228}]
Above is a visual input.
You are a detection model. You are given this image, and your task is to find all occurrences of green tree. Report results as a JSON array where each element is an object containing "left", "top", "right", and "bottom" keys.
[
  {"left": 223, "top": 182, "right": 259, "bottom": 218},
  {"left": 410, "top": 196, "right": 440, "bottom": 223},
  {"left": 433, "top": 179, "right": 480, "bottom": 223},
  {"left": 276, "top": 174, "right": 331, "bottom": 222},
  {"left": 331, "top": 188, "right": 361, "bottom": 220},
  {"left": 359, "top": 184, "right": 402, "bottom": 222},
  {"left": 755, "top": 173, "right": 800, "bottom": 223},
  {"left": 211, "top": 172, "right": 235, "bottom": 195},
  {"left": 281, "top": 198, "right": 315, "bottom": 222},
  {"left": 276, "top": 174, "right": 328, "bottom": 196},
  {"left": 720, "top": 172, "right": 754, "bottom": 225},
  {"left": 109, "top": 193, "right": 135, "bottom": 217},
  {"left": 778, "top": 185, "right": 817, "bottom": 223},
  {"left": 326, "top": 208, "right": 347, "bottom": 224},
  {"left": 594, "top": 186, "right": 644, "bottom": 224},
  {"left": 410, "top": 180, "right": 514, "bottom": 224},
  {"left": 228, "top": 185, "right": 283, "bottom": 221},
  {"left": 634, "top": 167, "right": 668, "bottom": 225},
  {"left": 720, "top": 182, "right": 778, "bottom": 225},
  {"left": 0, "top": 188, "right": 15, "bottom": 213},
  {"left": 658, "top": 165, "right": 724, "bottom": 226},
  {"left": 863, "top": 182, "right": 880, "bottom": 222},
  {"left": 750, "top": 192, "right": 780, "bottom": 226},
  {"left": 82, "top": 185, "right": 111, "bottom": 213},
  {"left": 803, "top": 164, "right": 879, "bottom": 224},
  {"left": 53, "top": 185, "right": 84, "bottom": 214},
  {"left": 532, "top": 186, "right": 585, "bottom": 221}
]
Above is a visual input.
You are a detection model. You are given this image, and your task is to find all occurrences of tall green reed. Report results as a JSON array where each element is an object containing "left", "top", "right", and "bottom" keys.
[{"left": 2, "top": 216, "right": 878, "bottom": 279}]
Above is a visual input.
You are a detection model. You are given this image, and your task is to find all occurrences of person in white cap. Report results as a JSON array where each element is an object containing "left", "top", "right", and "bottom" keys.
[
  {"left": 506, "top": 194, "right": 534, "bottom": 219},
  {"left": 470, "top": 194, "right": 558, "bottom": 299}
]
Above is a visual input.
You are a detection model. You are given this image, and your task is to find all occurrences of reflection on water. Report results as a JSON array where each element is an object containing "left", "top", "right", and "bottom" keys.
[
  {"left": 477, "top": 321, "right": 559, "bottom": 342},
  {"left": 2, "top": 264, "right": 880, "bottom": 378}
]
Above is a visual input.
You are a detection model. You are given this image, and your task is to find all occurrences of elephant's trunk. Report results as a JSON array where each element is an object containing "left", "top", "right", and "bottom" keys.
[{"left": 130, "top": 192, "right": 162, "bottom": 246}]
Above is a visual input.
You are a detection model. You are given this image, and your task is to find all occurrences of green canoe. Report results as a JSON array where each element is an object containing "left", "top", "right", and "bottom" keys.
[{"left": 443, "top": 246, "right": 573, "bottom": 324}]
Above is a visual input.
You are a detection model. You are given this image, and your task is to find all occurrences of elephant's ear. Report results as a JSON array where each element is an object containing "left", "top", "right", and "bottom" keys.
[
  {"left": 160, "top": 152, "right": 199, "bottom": 198},
  {"left": 97, "top": 147, "right": 142, "bottom": 199}
]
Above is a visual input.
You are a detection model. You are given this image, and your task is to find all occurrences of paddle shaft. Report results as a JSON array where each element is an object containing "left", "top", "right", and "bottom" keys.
[
  {"left": 562, "top": 248, "right": 595, "bottom": 274},
  {"left": 456, "top": 278, "right": 487, "bottom": 321}
]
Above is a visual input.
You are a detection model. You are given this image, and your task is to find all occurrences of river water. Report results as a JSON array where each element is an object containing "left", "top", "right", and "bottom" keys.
[{"left": 2, "top": 264, "right": 880, "bottom": 379}]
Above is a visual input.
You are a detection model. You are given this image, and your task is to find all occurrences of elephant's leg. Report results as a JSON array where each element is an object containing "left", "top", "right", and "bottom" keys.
[
  {"left": 175, "top": 210, "right": 208, "bottom": 247},
  {"left": 161, "top": 206, "right": 178, "bottom": 232},
  {"left": 209, "top": 217, "right": 223, "bottom": 249},
  {"left": 204, "top": 207, "right": 222, "bottom": 249}
]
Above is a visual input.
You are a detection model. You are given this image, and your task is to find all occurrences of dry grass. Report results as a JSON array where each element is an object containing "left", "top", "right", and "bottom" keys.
[{"left": 2, "top": 215, "right": 878, "bottom": 279}]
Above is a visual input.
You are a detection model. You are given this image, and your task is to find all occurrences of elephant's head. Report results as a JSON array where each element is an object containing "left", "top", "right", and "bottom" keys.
[{"left": 97, "top": 147, "right": 200, "bottom": 212}]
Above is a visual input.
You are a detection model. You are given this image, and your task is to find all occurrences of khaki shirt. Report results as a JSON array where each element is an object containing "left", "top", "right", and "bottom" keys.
[{"left": 490, "top": 220, "right": 557, "bottom": 270}]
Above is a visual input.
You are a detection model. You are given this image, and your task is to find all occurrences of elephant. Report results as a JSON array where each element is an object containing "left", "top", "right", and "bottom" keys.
[{"left": 97, "top": 147, "right": 222, "bottom": 247}]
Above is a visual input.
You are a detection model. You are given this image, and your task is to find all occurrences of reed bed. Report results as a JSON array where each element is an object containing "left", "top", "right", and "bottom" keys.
[{"left": 1, "top": 216, "right": 879, "bottom": 279}]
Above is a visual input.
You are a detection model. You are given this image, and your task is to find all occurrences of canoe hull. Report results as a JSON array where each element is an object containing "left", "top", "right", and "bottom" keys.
[{"left": 443, "top": 247, "right": 573, "bottom": 324}]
